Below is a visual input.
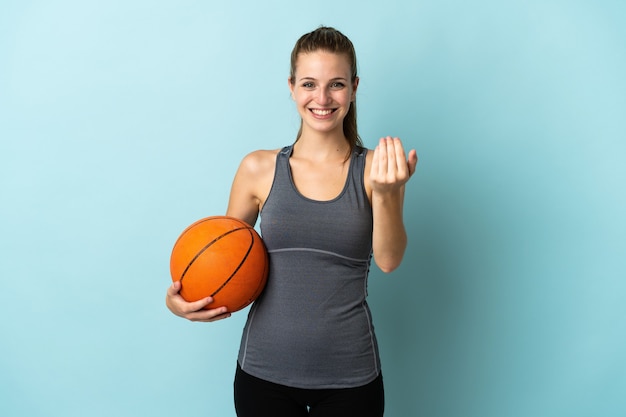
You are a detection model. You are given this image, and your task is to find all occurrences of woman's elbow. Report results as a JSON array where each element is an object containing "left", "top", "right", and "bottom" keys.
[{"left": 374, "top": 257, "right": 402, "bottom": 274}]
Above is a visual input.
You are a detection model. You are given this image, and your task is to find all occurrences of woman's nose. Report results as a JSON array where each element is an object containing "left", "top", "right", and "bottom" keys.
[{"left": 316, "top": 88, "right": 332, "bottom": 105}]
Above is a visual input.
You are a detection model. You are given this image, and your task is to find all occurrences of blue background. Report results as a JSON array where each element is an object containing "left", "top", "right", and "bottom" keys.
[{"left": 1, "top": 1, "right": 625, "bottom": 416}]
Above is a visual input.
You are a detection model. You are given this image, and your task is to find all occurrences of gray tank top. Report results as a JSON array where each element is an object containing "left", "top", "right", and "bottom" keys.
[{"left": 237, "top": 145, "right": 381, "bottom": 389}]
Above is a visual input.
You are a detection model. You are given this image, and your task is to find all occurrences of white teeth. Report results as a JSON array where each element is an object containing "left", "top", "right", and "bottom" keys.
[{"left": 311, "top": 109, "right": 333, "bottom": 116}]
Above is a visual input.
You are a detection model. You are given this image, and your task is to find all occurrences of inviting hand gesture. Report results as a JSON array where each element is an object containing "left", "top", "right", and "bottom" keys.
[
  {"left": 368, "top": 136, "right": 417, "bottom": 273},
  {"left": 370, "top": 137, "right": 418, "bottom": 194}
]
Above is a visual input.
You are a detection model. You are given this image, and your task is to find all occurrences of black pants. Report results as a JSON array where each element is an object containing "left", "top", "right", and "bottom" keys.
[{"left": 234, "top": 364, "right": 385, "bottom": 417}]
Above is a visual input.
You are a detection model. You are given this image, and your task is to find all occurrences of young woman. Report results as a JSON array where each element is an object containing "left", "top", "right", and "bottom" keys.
[{"left": 166, "top": 26, "right": 417, "bottom": 417}]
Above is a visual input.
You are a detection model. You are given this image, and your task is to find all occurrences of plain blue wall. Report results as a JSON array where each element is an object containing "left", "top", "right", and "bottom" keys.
[{"left": 1, "top": 1, "right": 625, "bottom": 416}]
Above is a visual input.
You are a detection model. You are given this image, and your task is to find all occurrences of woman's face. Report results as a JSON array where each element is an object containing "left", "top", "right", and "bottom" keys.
[{"left": 289, "top": 50, "right": 358, "bottom": 137}]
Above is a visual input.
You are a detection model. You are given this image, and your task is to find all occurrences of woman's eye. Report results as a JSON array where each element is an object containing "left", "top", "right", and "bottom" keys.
[
  {"left": 331, "top": 82, "right": 345, "bottom": 89},
  {"left": 302, "top": 82, "right": 314, "bottom": 88}
]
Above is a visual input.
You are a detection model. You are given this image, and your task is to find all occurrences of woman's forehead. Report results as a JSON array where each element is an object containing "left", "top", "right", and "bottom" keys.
[{"left": 294, "top": 51, "right": 352, "bottom": 78}]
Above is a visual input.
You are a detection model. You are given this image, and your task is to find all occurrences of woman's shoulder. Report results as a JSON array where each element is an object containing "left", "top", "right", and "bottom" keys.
[{"left": 238, "top": 148, "right": 282, "bottom": 176}]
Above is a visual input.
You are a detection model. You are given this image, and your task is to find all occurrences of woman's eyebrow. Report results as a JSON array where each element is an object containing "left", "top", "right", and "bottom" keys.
[{"left": 298, "top": 76, "right": 348, "bottom": 81}]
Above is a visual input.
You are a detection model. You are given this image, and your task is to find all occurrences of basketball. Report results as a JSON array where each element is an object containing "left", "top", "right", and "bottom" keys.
[{"left": 170, "top": 216, "right": 269, "bottom": 312}]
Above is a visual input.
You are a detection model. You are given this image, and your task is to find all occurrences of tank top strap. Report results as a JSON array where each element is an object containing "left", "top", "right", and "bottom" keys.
[
  {"left": 279, "top": 145, "right": 293, "bottom": 157},
  {"left": 350, "top": 146, "right": 367, "bottom": 183},
  {"left": 272, "top": 146, "right": 293, "bottom": 188}
]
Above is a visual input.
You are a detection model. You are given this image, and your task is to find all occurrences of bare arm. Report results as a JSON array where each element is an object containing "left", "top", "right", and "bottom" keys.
[
  {"left": 367, "top": 137, "right": 418, "bottom": 273},
  {"left": 165, "top": 150, "right": 276, "bottom": 321},
  {"left": 225, "top": 150, "right": 276, "bottom": 226}
]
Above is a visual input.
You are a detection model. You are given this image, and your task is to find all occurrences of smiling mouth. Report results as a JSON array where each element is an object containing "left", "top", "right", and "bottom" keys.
[{"left": 310, "top": 108, "right": 336, "bottom": 116}]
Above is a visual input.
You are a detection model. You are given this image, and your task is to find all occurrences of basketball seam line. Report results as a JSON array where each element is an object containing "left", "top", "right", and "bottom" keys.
[
  {"left": 210, "top": 228, "right": 256, "bottom": 297},
  {"left": 179, "top": 226, "right": 252, "bottom": 286}
]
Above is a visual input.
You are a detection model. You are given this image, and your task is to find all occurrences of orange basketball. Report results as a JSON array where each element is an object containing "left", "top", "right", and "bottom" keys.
[{"left": 170, "top": 216, "right": 269, "bottom": 312}]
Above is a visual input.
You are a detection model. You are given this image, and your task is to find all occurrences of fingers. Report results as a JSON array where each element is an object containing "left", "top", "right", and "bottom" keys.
[
  {"left": 407, "top": 149, "right": 418, "bottom": 177},
  {"left": 178, "top": 296, "right": 231, "bottom": 322},
  {"left": 391, "top": 137, "right": 408, "bottom": 175},
  {"left": 166, "top": 282, "right": 231, "bottom": 322},
  {"left": 373, "top": 137, "right": 396, "bottom": 179},
  {"left": 185, "top": 296, "right": 216, "bottom": 312},
  {"left": 167, "top": 280, "right": 182, "bottom": 296},
  {"left": 184, "top": 303, "right": 232, "bottom": 322},
  {"left": 376, "top": 138, "right": 388, "bottom": 178},
  {"left": 371, "top": 145, "right": 379, "bottom": 175},
  {"left": 373, "top": 137, "right": 417, "bottom": 182}
]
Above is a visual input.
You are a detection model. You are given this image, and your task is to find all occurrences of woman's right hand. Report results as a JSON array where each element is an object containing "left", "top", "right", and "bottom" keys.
[{"left": 165, "top": 281, "right": 232, "bottom": 322}]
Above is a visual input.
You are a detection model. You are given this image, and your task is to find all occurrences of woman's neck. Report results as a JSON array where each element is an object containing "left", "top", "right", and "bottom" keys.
[
  {"left": 293, "top": 136, "right": 350, "bottom": 162},
  {"left": 294, "top": 128, "right": 351, "bottom": 162}
]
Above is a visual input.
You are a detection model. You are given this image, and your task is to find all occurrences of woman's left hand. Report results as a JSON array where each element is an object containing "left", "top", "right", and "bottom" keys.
[{"left": 370, "top": 136, "right": 418, "bottom": 194}]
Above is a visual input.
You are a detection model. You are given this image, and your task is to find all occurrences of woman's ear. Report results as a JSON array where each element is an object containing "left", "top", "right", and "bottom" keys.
[
  {"left": 288, "top": 77, "right": 295, "bottom": 100},
  {"left": 351, "top": 76, "right": 360, "bottom": 101}
]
